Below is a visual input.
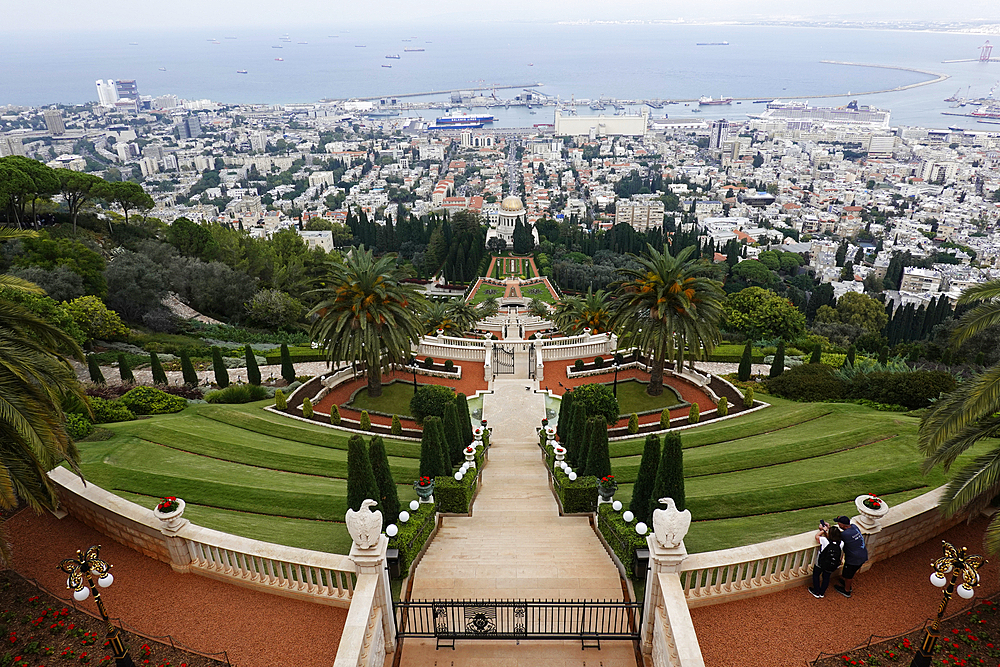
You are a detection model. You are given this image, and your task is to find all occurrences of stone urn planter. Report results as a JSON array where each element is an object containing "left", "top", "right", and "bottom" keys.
[
  {"left": 854, "top": 494, "right": 889, "bottom": 533},
  {"left": 464, "top": 446, "right": 477, "bottom": 467},
  {"left": 597, "top": 476, "right": 618, "bottom": 502},
  {"left": 473, "top": 426, "right": 484, "bottom": 444},
  {"left": 153, "top": 497, "right": 188, "bottom": 534},
  {"left": 414, "top": 478, "right": 435, "bottom": 503},
  {"left": 553, "top": 445, "right": 566, "bottom": 462}
]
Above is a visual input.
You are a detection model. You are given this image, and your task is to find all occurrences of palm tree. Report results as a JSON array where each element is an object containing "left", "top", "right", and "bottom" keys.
[
  {"left": 610, "top": 244, "right": 725, "bottom": 396},
  {"left": 477, "top": 296, "right": 500, "bottom": 319},
  {"left": 552, "top": 288, "right": 613, "bottom": 335},
  {"left": 0, "top": 228, "right": 87, "bottom": 564},
  {"left": 308, "top": 247, "right": 425, "bottom": 397},
  {"left": 423, "top": 298, "right": 480, "bottom": 336},
  {"left": 527, "top": 298, "right": 550, "bottom": 319},
  {"left": 919, "top": 280, "right": 1000, "bottom": 553}
]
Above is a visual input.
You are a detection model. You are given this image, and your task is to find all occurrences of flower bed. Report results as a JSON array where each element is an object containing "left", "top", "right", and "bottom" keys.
[
  {"left": 0, "top": 572, "right": 224, "bottom": 667},
  {"left": 811, "top": 597, "right": 1000, "bottom": 666}
]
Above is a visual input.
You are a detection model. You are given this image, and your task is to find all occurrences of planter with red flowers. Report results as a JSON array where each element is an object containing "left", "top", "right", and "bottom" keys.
[
  {"left": 413, "top": 477, "right": 435, "bottom": 503},
  {"left": 464, "top": 446, "right": 477, "bottom": 466},
  {"left": 153, "top": 496, "right": 188, "bottom": 534},
  {"left": 597, "top": 475, "right": 618, "bottom": 503},
  {"left": 854, "top": 493, "right": 889, "bottom": 533}
]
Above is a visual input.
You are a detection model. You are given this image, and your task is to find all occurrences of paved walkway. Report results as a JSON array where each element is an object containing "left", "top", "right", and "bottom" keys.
[{"left": 398, "top": 379, "right": 637, "bottom": 666}]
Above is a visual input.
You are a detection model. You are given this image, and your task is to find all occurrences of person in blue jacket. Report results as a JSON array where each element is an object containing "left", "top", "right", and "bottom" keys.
[{"left": 833, "top": 515, "right": 869, "bottom": 598}]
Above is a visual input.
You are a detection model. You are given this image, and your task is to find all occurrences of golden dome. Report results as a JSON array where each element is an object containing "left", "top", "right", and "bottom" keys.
[{"left": 500, "top": 196, "right": 525, "bottom": 212}]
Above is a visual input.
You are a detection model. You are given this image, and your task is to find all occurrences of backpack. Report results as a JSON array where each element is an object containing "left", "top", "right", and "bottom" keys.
[{"left": 818, "top": 541, "right": 843, "bottom": 571}]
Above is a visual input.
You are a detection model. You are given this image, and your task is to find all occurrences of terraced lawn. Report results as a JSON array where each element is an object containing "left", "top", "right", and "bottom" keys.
[
  {"left": 608, "top": 395, "right": 990, "bottom": 554},
  {"left": 72, "top": 400, "right": 422, "bottom": 554}
]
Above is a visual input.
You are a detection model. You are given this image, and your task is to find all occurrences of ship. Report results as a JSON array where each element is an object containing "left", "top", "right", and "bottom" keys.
[
  {"left": 646, "top": 101, "right": 663, "bottom": 109},
  {"left": 696, "top": 41, "right": 729, "bottom": 46},
  {"left": 435, "top": 111, "right": 495, "bottom": 124},
  {"left": 364, "top": 110, "right": 400, "bottom": 117},
  {"left": 589, "top": 102, "right": 606, "bottom": 111},
  {"left": 237, "top": 70, "right": 248, "bottom": 74},
  {"left": 272, "top": 45, "right": 283, "bottom": 48},
  {"left": 158, "top": 67, "right": 166, "bottom": 71},
  {"left": 404, "top": 48, "right": 425, "bottom": 52},
  {"left": 699, "top": 96, "right": 733, "bottom": 105},
  {"left": 386, "top": 54, "right": 400, "bottom": 59},
  {"left": 382, "top": 64, "right": 392, "bottom": 68},
  {"left": 971, "top": 106, "right": 1000, "bottom": 119},
  {"left": 431, "top": 122, "right": 485, "bottom": 130},
  {"left": 274, "top": 58, "right": 284, "bottom": 61}
]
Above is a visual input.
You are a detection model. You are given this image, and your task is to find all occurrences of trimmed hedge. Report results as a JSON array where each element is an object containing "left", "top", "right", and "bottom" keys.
[
  {"left": 767, "top": 364, "right": 846, "bottom": 402},
  {"left": 274, "top": 389, "right": 286, "bottom": 409},
  {"left": 88, "top": 396, "right": 135, "bottom": 424},
  {"left": 434, "top": 449, "right": 485, "bottom": 514},
  {"left": 205, "top": 384, "right": 269, "bottom": 404},
  {"left": 388, "top": 500, "right": 436, "bottom": 578},
  {"left": 768, "top": 365, "right": 956, "bottom": 409},
  {"left": 597, "top": 504, "right": 647, "bottom": 578},
  {"left": 118, "top": 386, "right": 187, "bottom": 415},
  {"left": 544, "top": 443, "right": 597, "bottom": 513},
  {"left": 65, "top": 414, "right": 94, "bottom": 440}
]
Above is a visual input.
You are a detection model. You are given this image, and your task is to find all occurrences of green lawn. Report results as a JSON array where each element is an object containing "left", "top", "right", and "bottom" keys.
[
  {"left": 615, "top": 380, "right": 683, "bottom": 416},
  {"left": 348, "top": 381, "right": 416, "bottom": 417},
  {"left": 73, "top": 401, "right": 422, "bottom": 554},
  {"left": 520, "top": 283, "right": 556, "bottom": 304},
  {"left": 609, "top": 395, "right": 990, "bottom": 554},
  {"left": 469, "top": 283, "right": 505, "bottom": 305}
]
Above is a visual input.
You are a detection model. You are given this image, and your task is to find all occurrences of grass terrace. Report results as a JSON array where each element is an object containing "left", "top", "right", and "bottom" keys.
[
  {"left": 348, "top": 381, "right": 416, "bottom": 417},
  {"left": 607, "top": 394, "right": 989, "bottom": 553},
  {"left": 72, "top": 401, "right": 421, "bottom": 554},
  {"left": 468, "top": 282, "right": 505, "bottom": 305},
  {"left": 613, "top": 379, "right": 684, "bottom": 416},
  {"left": 520, "top": 282, "right": 557, "bottom": 304}
]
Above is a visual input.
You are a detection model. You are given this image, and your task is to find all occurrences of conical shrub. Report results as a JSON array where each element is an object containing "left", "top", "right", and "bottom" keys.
[
  {"left": 630, "top": 433, "right": 660, "bottom": 524},
  {"left": 150, "top": 352, "right": 168, "bottom": 385},
  {"left": 390, "top": 415, "right": 402, "bottom": 435},
  {"left": 360, "top": 410, "right": 372, "bottom": 431},
  {"left": 245, "top": 345, "right": 261, "bottom": 385},
  {"left": 443, "top": 402, "right": 463, "bottom": 465},
  {"left": 118, "top": 353, "right": 135, "bottom": 384},
  {"left": 420, "top": 416, "right": 449, "bottom": 478},
  {"left": 455, "top": 393, "right": 474, "bottom": 446},
  {"left": 556, "top": 390, "right": 574, "bottom": 443},
  {"left": 180, "top": 349, "right": 199, "bottom": 387},
  {"left": 330, "top": 403, "right": 341, "bottom": 425},
  {"left": 87, "top": 355, "right": 106, "bottom": 385},
  {"left": 769, "top": 340, "right": 785, "bottom": 378},
  {"left": 369, "top": 435, "right": 400, "bottom": 529},
  {"left": 650, "top": 431, "right": 685, "bottom": 512},
  {"left": 738, "top": 341, "right": 752, "bottom": 381},
  {"left": 280, "top": 343, "right": 296, "bottom": 384},
  {"left": 810, "top": 343, "right": 822, "bottom": 364},
  {"left": 212, "top": 346, "right": 229, "bottom": 388},
  {"left": 584, "top": 416, "right": 611, "bottom": 481},
  {"left": 577, "top": 415, "right": 596, "bottom": 475},
  {"left": 346, "top": 435, "right": 379, "bottom": 512}
]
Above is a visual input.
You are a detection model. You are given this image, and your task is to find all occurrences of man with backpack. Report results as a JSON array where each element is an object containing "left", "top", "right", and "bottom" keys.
[
  {"left": 809, "top": 522, "right": 843, "bottom": 599},
  {"left": 834, "top": 515, "right": 869, "bottom": 599}
]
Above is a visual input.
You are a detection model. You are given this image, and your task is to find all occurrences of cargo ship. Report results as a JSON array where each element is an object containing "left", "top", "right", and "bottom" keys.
[
  {"left": 385, "top": 54, "right": 400, "bottom": 59},
  {"left": 696, "top": 41, "right": 729, "bottom": 45},
  {"left": 971, "top": 105, "right": 1000, "bottom": 119},
  {"left": 404, "top": 48, "right": 425, "bottom": 52},
  {"left": 699, "top": 96, "right": 733, "bottom": 106},
  {"left": 435, "top": 111, "right": 494, "bottom": 124}
]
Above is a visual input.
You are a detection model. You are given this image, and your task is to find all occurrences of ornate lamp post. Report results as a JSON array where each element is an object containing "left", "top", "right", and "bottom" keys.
[
  {"left": 59, "top": 545, "right": 135, "bottom": 667},
  {"left": 910, "top": 541, "right": 986, "bottom": 667},
  {"left": 612, "top": 352, "right": 623, "bottom": 397},
  {"left": 408, "top": 355, "right": 418, "bottom": 394}
]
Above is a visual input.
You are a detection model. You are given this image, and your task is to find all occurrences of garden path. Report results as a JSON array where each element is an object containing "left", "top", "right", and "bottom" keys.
[{"left": 398, "top": 378, "right": 637, "bottom": 666}]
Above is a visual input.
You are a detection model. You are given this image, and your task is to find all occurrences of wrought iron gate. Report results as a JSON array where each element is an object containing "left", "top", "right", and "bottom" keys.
[
  {"left": 395, "top": 599, "right": 642, "bottom": 649},
  {"left": 493, "top": 345, "right": 514, "bottom": 376},
  {"left": 528, "top": 344, "right": 536, "bottom": 379}
]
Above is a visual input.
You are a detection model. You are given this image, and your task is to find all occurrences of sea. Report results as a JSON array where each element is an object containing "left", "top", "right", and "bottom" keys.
[{"left": 2, "top": 23, "right": 999, "bottom": 130}]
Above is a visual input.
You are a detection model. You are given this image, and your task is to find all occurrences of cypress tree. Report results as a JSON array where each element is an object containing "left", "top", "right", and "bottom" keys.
[
  {"left": 87, "top": 355, "right": 106, "bottom": 385},
  {"left": 390, "top": 414, "right": 402, "bottom": 435},
  {"left": 150, "top": 352, "right": 168, "bottom": 385},
  {"left": 301, "top": 397, "right": 313, "bottom": 418},
  {"left": 455, "top": 392, "right": 474, "bottom": 447},
  {"left": 180, "top": 349, "right": 199, "bottom": 387},
  {"left": 845, "top": 344, "right": 856, "bottom": 367},
  {"left": 443, "top": 402, "right": 463, "bottom": 465},
  {"left": 567, "top": 403, "right": 587, "bottom": 468},
  {"left": 878, "top": 345, "right": 889, "bottom": 366},
  {"left": 118, "top": 353, "right": 135, "bottom": 384},
  {"left": 630, "top": 433, "right": 661, "bottom": 525},
  {"left": 419, "top": 416, "right": 449, "bottom": 478},
  {"left": 688, "top": 402, "right": 700, "bottom": 424},
  {"left": 330, "top": 403, "right": 341, "bottom": 425},
  {"left": 769, "top": 340, "right": 785, "bottom": 378},
  {"left": 274, "top": 389, "right": 286, "bottom": 409},
  {"left": 346, "top": 435, "right": 379, "bottom": 513},
  {"left": 556, "top": 390, "right": 574, "bottom": 443},
  {"left": 368, "top": 435, "right": 400, "bottom": 529},
  {"left": 651, "top": 431, "right": 685, "bottom": 513},
  {"left": 280, "top": 343, "right": 296, "bottom": 384},
  {"left": 212, "top": 346, "right": 230, "bottom": 388},
  {"left": 245, "top": 344, "right": 261, "bottom": 385},
  {"left": 738, "top": 341, "right": 752, "bottom": 381},
  {"left": 810, "top": 343, "right": 822, "bottom": 364},
  {"left": 577, "top": 416, "right": 597, "bottom": 475},
  {"left": 432, "top": 417, "right": 451, "bottom": 475},
  {"left": 584, "top": 416, "right": 612, "bottom": 481}
]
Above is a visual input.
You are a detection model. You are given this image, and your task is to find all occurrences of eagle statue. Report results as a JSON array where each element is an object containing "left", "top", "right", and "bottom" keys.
[
  {"left": 652, "top": 498, "right": 691, "bottom": 549},
  {"left": 345, "top": 499, "right": 382, "bottom": 549}
]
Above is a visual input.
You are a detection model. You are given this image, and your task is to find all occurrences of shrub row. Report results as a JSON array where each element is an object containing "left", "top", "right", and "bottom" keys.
[
  {"left": 205, "top": 384, "right": 271, "bottom": 404},
  {"left": 433, "top": 448, "right": 485, "bottom": 514},
  {"left": 544, "top": 443, "right": 597, "bottom": 513},
  {"left": 767, "top": 364, "right": 956, "bottom": 409},
  {"left": 388, "top": 501, "right": 436, "bottom": 578},
  {"left": 597, "top": 504, "right": 647, "bottom": 578}
]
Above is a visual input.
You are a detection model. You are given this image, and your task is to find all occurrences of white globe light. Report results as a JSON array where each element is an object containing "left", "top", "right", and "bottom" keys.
[
  {"left": 635, "top": 522, "right": 648, "bottom": 535},
  {"left": 622, "top": 511, "right": 634, "bottom": 523},
  {"left": 957, "top": 583, "right": 975, "bottom": 599},
  {"left": 409, "top": 500, "right": 419, "bottom": 511},
  {"left": 73, "top": 588, "right": 90, "bottom": 601},
  {"left": 398, "top": 511, "right": 410, "bottom": 523},
  {"left": 930, "top": 572, "right": 948, "bottom": 587},
  {"left": 386, "top": 524, "right": 399, "bottom": 537},
  {"left": 612, "top": 500, "right": 623, "bottom": 512},
  {"left": 98, "top": 574, "right": 113, "bottom": 588},
  {"left": 455, "top": 472, "right": 463, "bottom": 481},
  {"left": 568, "top": 472, "right": 577, "bottom": 481}
]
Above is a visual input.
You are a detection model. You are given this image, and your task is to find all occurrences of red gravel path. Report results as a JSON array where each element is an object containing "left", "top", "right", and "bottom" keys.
[
  {"left": 691, "top": 516, "right": 1000, "bottom": 667},
  {"left": 6, "top": 509, "right": 347, "bottom": 667}
]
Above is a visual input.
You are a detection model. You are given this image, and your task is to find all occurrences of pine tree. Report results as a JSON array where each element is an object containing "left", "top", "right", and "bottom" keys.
[
  {"left": 584, "top": 416, "right": 612, "bottom": 481},
  {"left": 280, "top": 343, "right": 296, "bottom": 384},
  {"left": 443, "top": 402, "right": 463, "bottom": 465},
  {"left": 738, "top": 341, "right": 753, "bottom": 381},
  {"left": 651, "top": 431, "right": 685, "bottom": 513},
  {"left": 180, "top": 349, "right": 199, "bottom": 387},
  {"left": 212, "top": 346, "right": 230, "bottom": 388},
  {"left": 118, "top": 353, "right": 135, "bottom": 384},
  {"left": 810, "top": 343, "right": 822, "bottom": 364},
  {"left": 346, "top": 435, "right": 379, "bottom": 513},
  {"left": 769, "top": 340, "right": 785, "bottom": 378},
  {"left": 87, "top": 355, "right": 105, "bottom": 385},
  {"left": 368, "top": 435, "right": 400, "bottom": 529},
  {"left": 150, "top": 352, "right": 168, "bottom": 385},
  {"left": 245, "top": 345, "right": 261, "bottom": 385},
  {"left": 419, "top": 416, "right": 449, "bottom": 478},
  {"left": 630, "top": 433, "right": 660, "bottom": 524},
  {"left": 455, "top": 393, "right": 474, "bottom": 447}
]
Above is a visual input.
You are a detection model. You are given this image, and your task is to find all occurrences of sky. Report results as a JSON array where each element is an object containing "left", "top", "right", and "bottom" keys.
[{"left": 4, "top": 0, "right": 999, "bottom": 32}]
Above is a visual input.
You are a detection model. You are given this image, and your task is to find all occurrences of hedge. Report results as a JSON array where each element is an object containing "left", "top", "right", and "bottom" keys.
[
  {"left": 388, "top": 501, "right": 436, "bottom": 578},
  {"left": 597, "top": 504, "right": 647, "bottom": 578},
  {"left": 118, "top": 386, "right": 187, "bottom": 415},
  {"left": 544, "top": 443, "right": 597, "bottom": 513},
  {"left": 433, "top": 449, "right": 485, "bottom": 514}
]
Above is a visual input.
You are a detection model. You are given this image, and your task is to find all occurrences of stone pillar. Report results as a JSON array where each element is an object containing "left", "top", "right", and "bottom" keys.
[
  {"left": 641, "top": 534, "right": 688, "bottom": 657},
  {"left": 154, "top": 499, "right": 193, "bottom": 574},
  {"left": 350, "top": 534, "right": 396, "bottom": 654}
]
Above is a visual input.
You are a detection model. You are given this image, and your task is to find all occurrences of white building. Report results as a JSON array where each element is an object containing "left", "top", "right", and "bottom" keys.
[
  {"left": 615, "top": 199, "right": 665, "bottom": 231},
  {"left": 554, "top": 109, "right": 648, "bottom": 137},
  {"left": 96, "top": 80, "right": 118, "bottom": 107},
  {"left": 298, "top": 229, "right": 334, "bottom": 252}
]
